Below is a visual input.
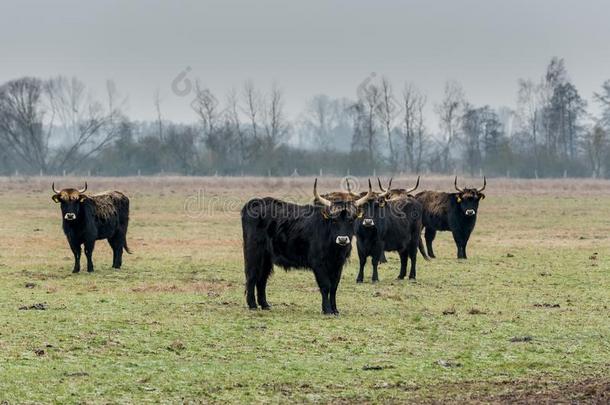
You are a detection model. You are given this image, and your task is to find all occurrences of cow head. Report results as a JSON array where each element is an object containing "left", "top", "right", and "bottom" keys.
[
  {"left": 356, "top": 177, "right": 420, "bottom": 228},
  {"left": 453, "top": 177, "right": 486, "bottom": 217},
  {"left": 313, "top": 179, "right": 371, "bottom": 246},
  {"left": 51, "top": 182, "right": 88, "bottom": 221}
]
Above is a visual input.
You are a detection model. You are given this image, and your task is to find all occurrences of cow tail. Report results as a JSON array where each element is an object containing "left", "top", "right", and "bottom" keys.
[
  {"left": 418, "top": 235, "right": 430, "bottom": 261},
  {"left": 122, "top": 196, "right": 132, "bottom": 254}
]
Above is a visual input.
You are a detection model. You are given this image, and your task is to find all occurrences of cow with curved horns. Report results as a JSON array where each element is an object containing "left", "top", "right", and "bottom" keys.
[
  {"left": 415, "top": 177, "right": 486, "bottom": 259},
  {"left": 354, "top": 178, "right": 427, "bottom": 282},
  {"left": 241, "top": 179, "right": 371, "bottom": 314},
  {"left": 52, "top": 182, "right": 131, "bottom": 273}
]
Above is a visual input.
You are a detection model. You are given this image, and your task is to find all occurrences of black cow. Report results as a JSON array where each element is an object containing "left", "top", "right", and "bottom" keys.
[
  {"left": 355, "top": 179, "right": 427, "bottom": 283},
  {"left": 52, "top": 183, "right": 131, "bottom": 273},
  {"left": 241, "top": 180, "right": 371, "bottom": 314},
  {"left": 415, "top": 177, "right": 486, "bottom": 259}
]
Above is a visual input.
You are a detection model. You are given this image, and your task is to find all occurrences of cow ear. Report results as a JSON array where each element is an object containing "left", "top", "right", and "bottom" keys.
[
  {"left": 321, "top": 209, "right": 330, "bottom": 220},
  {"left": 52, "top": 194, "right": 61, "bottom": 203},
  {"left": 378, "top": 199, "right": 386, "bottom": 208},
  {"left": 479, "top": 193, "right": 485, "bottom": 200},
  {"left": 79, "top": 195, "right": 88, "bottom": 203}
]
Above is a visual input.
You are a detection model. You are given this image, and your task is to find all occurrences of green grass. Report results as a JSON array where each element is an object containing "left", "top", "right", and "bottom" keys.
[{"left": 0, "top": 177, "right": 608, "bottom": 403}]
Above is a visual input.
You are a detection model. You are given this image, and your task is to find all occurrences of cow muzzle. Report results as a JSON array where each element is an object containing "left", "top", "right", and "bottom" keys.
[
  {"left": 465, "top": 209, "right": 476, "bottom": 216},
  {"left": 362, "top": 218, "right": 375, "bottom": 227},
  {"left": 64, "top": 213, "right": 77, "bottom": 221},
  {"left": 335, "top": 236, "right": 350, "bottom": 246}
]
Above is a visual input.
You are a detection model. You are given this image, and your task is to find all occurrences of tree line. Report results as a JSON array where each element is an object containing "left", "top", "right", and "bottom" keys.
[{"left": 1, "top": 57, "right": 608, "bottom": 177}]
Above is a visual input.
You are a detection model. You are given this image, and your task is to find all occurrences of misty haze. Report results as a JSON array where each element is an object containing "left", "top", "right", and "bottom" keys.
[{"left": 1, "top": 1, "right": 609, "bottom": 404}]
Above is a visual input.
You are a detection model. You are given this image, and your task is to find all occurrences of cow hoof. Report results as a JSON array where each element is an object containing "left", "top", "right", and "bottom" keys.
[
  {"left": 260, "top": 304, "right": 271, "bottom": 310},
  {"left": 248, "top": 306, "right": 258, "bottom": 311},
  {"left": 397, "top": 276, "right": 405, "bottom": 280},
  {"left": 356, "top": 279, "right": 363, "bottom": 283},
  {"left": 72, "top": 269, "right": 80, "bottom": 274},
  {"left": 371, "top": 278, "right": 379, "bottom": 283}
]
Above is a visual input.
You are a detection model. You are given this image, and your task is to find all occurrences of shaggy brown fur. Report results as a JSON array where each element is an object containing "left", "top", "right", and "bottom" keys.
[{"left": 90, "top": 191, "right": 126, "bottom": 220}]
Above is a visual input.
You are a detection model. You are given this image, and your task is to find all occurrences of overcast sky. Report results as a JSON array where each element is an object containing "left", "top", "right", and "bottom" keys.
[{"left": 1, "top": 0, "right": 609, "bottom": 126}]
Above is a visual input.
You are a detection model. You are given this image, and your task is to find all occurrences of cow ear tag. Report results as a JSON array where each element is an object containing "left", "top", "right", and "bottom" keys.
[
  {"left": 52, "top": 195, "right": 60, "bottom": 203},
  {"left": 322, "top": 210, "right": 330, "bottom": 219},
  {"left": 456, "top": 196, "right": 462, "bottom": 203},
  {"left": 79, "top": 195, "right": 87, "bottom": 203},
  {"left": 357, "top": 211, "right": 364, "bottom": 218}
]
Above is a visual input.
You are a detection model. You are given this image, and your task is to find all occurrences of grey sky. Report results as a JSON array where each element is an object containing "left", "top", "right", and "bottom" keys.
[{"left": 2, "top": 0, "right": 609, "bottom": 126}]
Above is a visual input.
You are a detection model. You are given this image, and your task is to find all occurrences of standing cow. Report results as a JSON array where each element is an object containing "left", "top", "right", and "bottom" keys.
[
  {"left": 415, "top": 177, "right": 486, "bottom": 259},
  {"left": 241, "top": 179, "right": 371, "bottom": 314},
  {"left": 355, "top": 179, "right": 426, "bottom": 283},
  {"left": 52, "top": 183, "right": 131, "bottom": 273}
]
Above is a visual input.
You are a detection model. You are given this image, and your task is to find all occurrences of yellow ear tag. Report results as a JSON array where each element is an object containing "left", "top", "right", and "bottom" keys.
[
  {"left": 357, "top": 211, "right": 364, "bottom": 218},
  {"left": 456, "top": 197, "right": 462, "bottom": 203},
  {"left": 379, "top": 200, "right": 386, "bottom": 207},
  {"left": 52, "top": 195, "right": 60, "bottom": 203},
  {"left": 322, "top": 210, "right": 330, "bottom": 219},
  {"left": 79, "top": 195, "right": 87, "bottom": 203}
]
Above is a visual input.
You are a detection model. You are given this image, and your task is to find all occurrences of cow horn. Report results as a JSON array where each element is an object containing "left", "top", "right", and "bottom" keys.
[
  {"left": 454, "top": 176, "right": 463, "bottom": 193},
  {"left": 345, "top": 178, "right": 358, "bottom": 196},
  {"left": 78, "top": 182, "right": 87, "bottom": 193},
  {"left": 52, "top": 182, "right": 60, "bottom": 193},
  {"left": 478, "top": 176, "right": 486, "bottom": 192},
  {"left": 405, "top": 176, "right": 420, "bottom": 194},
  {"left": 355, "top": 179, "right": 374, "bottom": 207},
  {"left": 313, "top": 178, "right": 331, "bottom": 207},
  {"left": 377, "top": 177, "right": 386, "bottom": 192}
]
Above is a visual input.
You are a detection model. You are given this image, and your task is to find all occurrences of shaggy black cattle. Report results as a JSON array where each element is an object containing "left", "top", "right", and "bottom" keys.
[
  {"left": 241, "top": 180, "right": 371, "bottom": 314},
  {"left": 52, "top": 183, "right": 131, "bottom": 273},
  {"left": 415, "top": 177, "right": 486, "bottom": 259},
  {"left": 355, "top": 179, "right": 427, "bottom": 283}
]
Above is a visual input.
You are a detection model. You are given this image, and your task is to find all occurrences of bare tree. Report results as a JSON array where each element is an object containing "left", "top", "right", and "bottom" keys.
[
  {"left": 302, "top": 94, "right": 335, "bottom": 151},
  {"left": 594, "top": 80, "right": 610, "bottom": 129},
  {"left": 242, "top": 80, "right": 261, "bottom": 144},
  {"left": 226, "top": 88, "right": 246, "bottom": 170},
  {"left": 584, "top": 125, "right": 607, "bottom": 177},
  {"left": 434, "top": 80, "right": 465, "bottom": 173},
  {"left": 46, "top": 76, "right": 122, "bottom": 172},
  {"left": 0, "top": 77, "right": 50, "bottom": 172},
  {"left": 360, "top": 82, "right": 381, "bottom": 166},
  {"left": 376, "top": 77, "right": 399, "bottom": 170},
  {"left": 517, "top": 78, "right": 543, "bottom": 172},
  {"left": 261, "top": 83, "right": 288, "bottom": 151},
  {"left": 191, "top": 81, "right": 219, "bottom": 137},
  {"left": 153, "top": 87, "right": 164, "bottom": 141},
  {"left": 402, "top": 83, "right": 427, "bottom": 173}
]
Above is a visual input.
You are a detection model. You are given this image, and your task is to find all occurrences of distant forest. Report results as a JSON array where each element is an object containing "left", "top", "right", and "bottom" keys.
[{"left": 1, "top": 57, "right": 608, "bottom": 178}]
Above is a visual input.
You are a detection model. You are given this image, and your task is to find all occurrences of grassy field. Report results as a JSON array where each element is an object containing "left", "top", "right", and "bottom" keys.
[{"left": 0, "top": 176, "right": 608, "bottom": 403}]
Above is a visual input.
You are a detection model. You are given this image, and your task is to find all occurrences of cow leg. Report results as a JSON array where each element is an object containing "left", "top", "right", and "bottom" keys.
[
  {"left": 397, "top": 250, "right": 408, "bottom": 279},
  {"left": 371, "top": 245, "right": 383, "bottom": 283},
  {"left": 256, "top": 253, "right": 272, "bottom": 310},
  {"left": 108, "top": 235, "right": 124, "bottom": 269},
  {"left": 84, "top": 240, "right": 95, "bottom": 273},
  {"left": 424, "top": 228, "right": 437, "bottom": 258},
  {"left": 452, "top": 232, "right": 466, "bottom": 259},
  {"left": 329, "top": 268, "right": 343, "bottom": 315},
  {"left": 243, "top": 236, "right": 261, "bottom": 310},
  {"left": 356, "top": 248, "right": 367, "bottom": 283},
  {"left": 408, "top": 239, "right": 418, "bottom": 280},
  {"left": 313, "top": 269, "right": 333, "bottom": 315},
  {"left": 70, "top": 242, "right": 81, "bottom": 273}
]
